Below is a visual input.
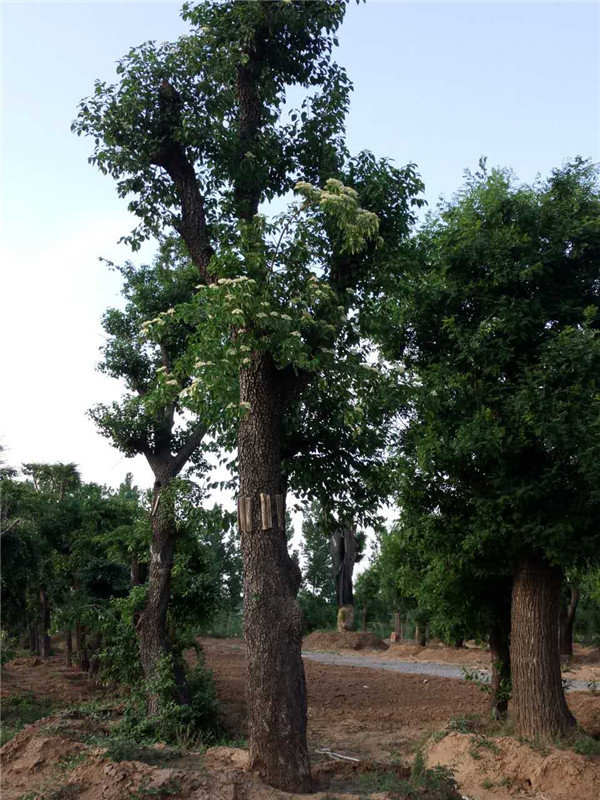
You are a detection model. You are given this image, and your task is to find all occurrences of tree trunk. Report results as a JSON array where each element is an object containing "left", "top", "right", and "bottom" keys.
[
  {"left": 330, "top": 526, "right": 358, "bottom": 633},
  {"left": 138, "top": 480, "right": 190, "bottom": 714},
  {"left": 66, "top": 628, "right": 72, "bottom": 668},
  {"left": 337, "top": 604, "right": 354, "bottom": 631},
  {"left": 511, "top": 555, "right": 576, "bottom": 739},
  {"left": 559, "top": 586, "right": 579, "bottom": 657},
  {"left": 39, "top": 587, "right": 51, "bottom": 659},
  {"left": 489, "top": 616, "right": 511, "bottom": 719},
  {"left": 130, "top": 555, "right": 142, "bottom": 586},
  {"left": 29, "top": 623, "right": 39, "bottom": 655},
  {"left": 415, "top": 624, "right": 427, "bottom": 647},
  {"left": 394, "top": 610, "right": 402, "bottom": 637},
  {"left": 238, "top": 353, "right": 311, "bottom": 793},
  {"left": 362, "top": 603, "right": 367, "bottom": 631},
  {"left": 75, "top": 622, "right": 89, "bottom": 672}
]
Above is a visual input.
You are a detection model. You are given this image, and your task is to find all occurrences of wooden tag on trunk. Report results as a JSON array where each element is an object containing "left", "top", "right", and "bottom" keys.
[
  {"left": 260, "top": 493, "right": 272, "bottom": 530},
  {"left": 243, "top": 497, "right": 252, "bottom": 532},
  {"left": 275, "top": 494, "right": 284, "bottom": 529},
  {"left": 237, "top": 496, "right": 253, "bottom": 532}
]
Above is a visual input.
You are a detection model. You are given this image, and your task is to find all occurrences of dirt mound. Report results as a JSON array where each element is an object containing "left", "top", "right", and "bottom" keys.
[
  {"left": 1, "top": 722, "right": 88, "bottom": 798},
  {"left": 384, "top": 641, "right": 489, "bottom": 665},
  {"left": 568, "top": 690, "right": 600, "bottom": 736},
  {"left": 427, "top": 731, "right": 600, "bottom": 800},
  {"left": 303, "top": 631, "right": 389, "bottom": 652}
]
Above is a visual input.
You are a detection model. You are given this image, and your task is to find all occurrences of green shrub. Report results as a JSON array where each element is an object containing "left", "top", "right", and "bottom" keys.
[{"left": 113, "top": 652, "right": 219, "bottom": 747}]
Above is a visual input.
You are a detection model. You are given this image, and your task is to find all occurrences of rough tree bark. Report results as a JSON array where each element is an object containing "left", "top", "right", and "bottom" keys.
[
  {"left": 138, "top": 479, "right": 191, "bottom": 713},
  {"left": 511, "top": 556, "right": 576, "bottom": 739},
  {"left": 39, "top": 587, "right": 51, "bottom": 659},
  {"left": 489, "top": 615, "right": 511, "bottom": 719},
  {"left": 559, "top": 586, "right": 579, "bottom": 657},
  {"left": 238, "top": 353, "right": 312, "bottom": 792},
  {"left": 330, "top": 526, "right": 358, "bottom": 632}
]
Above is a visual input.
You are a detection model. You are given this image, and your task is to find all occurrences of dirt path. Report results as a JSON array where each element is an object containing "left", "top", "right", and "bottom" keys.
[{"left": 302, "top": 649, "right": 592, "bottom": 691}]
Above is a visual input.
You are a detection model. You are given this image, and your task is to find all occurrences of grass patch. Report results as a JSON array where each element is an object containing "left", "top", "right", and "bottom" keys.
[
  {"left": 104, "top": 737, "right": 182, "bottom": 766},
  {"left": 447, "top": 713, "right": 482, "bottom": 734},
  {"left": 1, "top": 691, "right": 56, "bottom": 745}
]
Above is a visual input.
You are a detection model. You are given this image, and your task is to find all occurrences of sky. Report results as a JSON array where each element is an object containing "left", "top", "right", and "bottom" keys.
[{"left": 1, "top": 1, "right": 599, "bottom": 505}]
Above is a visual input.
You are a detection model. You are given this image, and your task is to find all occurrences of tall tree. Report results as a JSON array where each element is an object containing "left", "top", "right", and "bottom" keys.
[
  {"left": 74, "top": 2, "right": 422, "bottom": 787},
  {"left": 376, "top": 160, "right": 600, "bottom": 740},
  {"left": 89, "top": 240, "right": 210, "bottom": 712}
]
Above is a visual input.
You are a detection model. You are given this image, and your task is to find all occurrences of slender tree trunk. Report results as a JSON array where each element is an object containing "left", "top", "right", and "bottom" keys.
[
  {"left": 511, "top": 555, "right": 576, "bottom": 739},
  {"left": 362, "top": 603, "right": 367, "bottom": 631},
  {"left": 66, "top": 628, "right": 72, "bottom": 668},
  {"left": 394, "top": 610, "right": 402, "bottom": 638},
  {"left": 559, "top": 586, "right": 579, "bottom": 657},
  {"left": 29, "top": 623, "right": 39, "bottom": 654},
  {"left": 39, "top": 587, "right": 51, "bottom": 659},
  {"left": 138, "top": 480, "right": 190, "bottom": 714},
  {"left": 489, "top": 616, "right": 511, "bottom": 719},
  {"left": 75, "top": 622, "right": 89, "bottom": 672},
  {"left": 415, "top": 624, "right": 427, "bottom": 647},
  {"left": 238, "top": 354, "right": 311, "bottom": 793},
  {"left": 130, "top": 555, "right": 142, "bottom": 586}
]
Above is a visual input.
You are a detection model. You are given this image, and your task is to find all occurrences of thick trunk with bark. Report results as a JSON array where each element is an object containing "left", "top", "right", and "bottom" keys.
[
  {"left": 489, "top": 616, "right": 511, "bottom": 719},
  {"left": 238, "top": 354, "right": 311, "bottom": 793},
  {"left": 139, "top": 481, "right": 190, "bottom": 714},
  {"left": 39, "top": 587, "right": 51, "bottom": 659},
  {"left": 559, "top": 586, "right": 579, "bottom": 657},
  {"left": 511, "top": 556, "right": 576, "bottom": 739},
  {"left": 66, "top": 628, "right": 72, "bottom": 668}
]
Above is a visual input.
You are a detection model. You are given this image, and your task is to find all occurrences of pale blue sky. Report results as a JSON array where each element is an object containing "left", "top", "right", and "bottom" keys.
[{"left": 1, "top": 1, "right": 599, "bottom": 491}]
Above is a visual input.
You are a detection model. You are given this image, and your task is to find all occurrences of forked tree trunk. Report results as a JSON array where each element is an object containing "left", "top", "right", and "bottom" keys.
[
  {"left": 238, "top": 354, "right": 311, "bottom": 793},
  {"left": 489, "top": 614, "right": 511, "bottom": 719},
  {"left": 39, "top": 587, "right": 51, "bottom": 659},
  {"left": 66, "top": 628, "right": 72, "bottom": 668},
  {"left": 139, "top": 481, "right": 191, "bottom": 714},
  {"left": 559, "top": 586, "right": 579, "bottom": 657},
  {"left": 511, "top": 556, "right": 576, "bottom": 739}
]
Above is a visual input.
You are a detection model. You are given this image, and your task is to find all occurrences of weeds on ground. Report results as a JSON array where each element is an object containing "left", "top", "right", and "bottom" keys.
[
  {"left": 351, "top": 751, "right": 458, "bottom": 799},
  {"left": 1, "top": 691, "right": 56, "bottom": 745},
  {"left": 104, "top": 738, "right": 182, "bottom": 765},
  {"left": 447, "top": 713, "right": 482, "bottom": 734},
  {"left": 468, "top": 733, "right": 499, "bottom": 760}
]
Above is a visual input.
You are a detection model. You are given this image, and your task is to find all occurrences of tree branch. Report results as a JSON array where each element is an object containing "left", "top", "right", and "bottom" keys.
[
  {"left": 170, "top": 421, "right": 208, "bottom": 478},
  {"left": 150, "top": 80, "right": 215, "bottom": 283}
]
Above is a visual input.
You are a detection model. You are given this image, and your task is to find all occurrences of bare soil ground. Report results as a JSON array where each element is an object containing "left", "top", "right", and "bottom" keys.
[{"left": 1, "top": 637, "right": 599, "bottom": 800}]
